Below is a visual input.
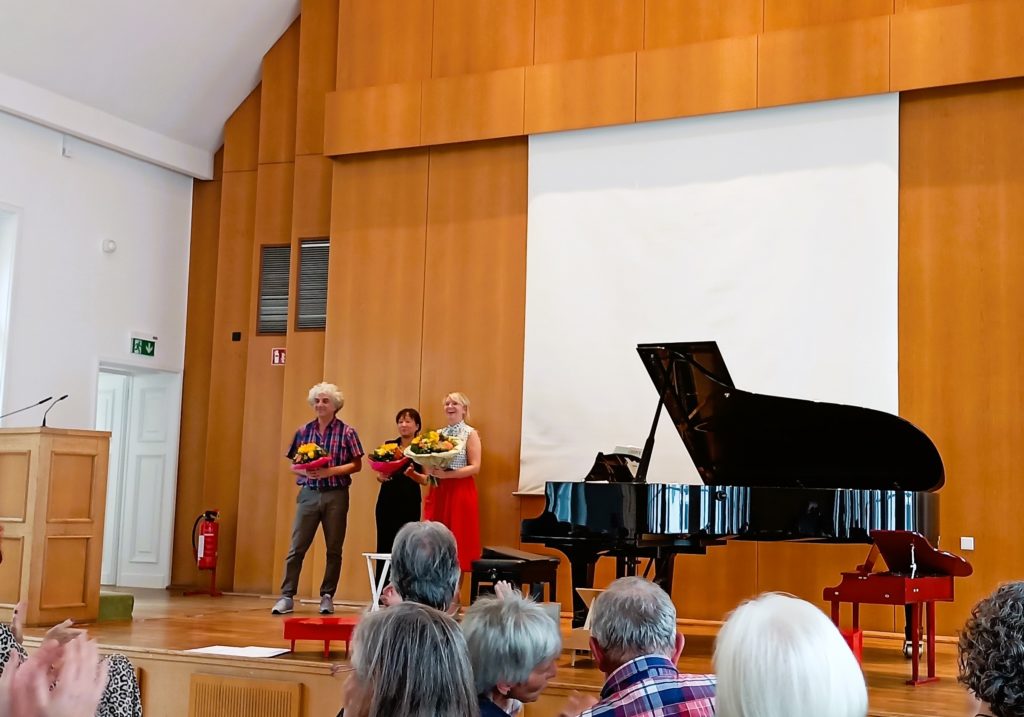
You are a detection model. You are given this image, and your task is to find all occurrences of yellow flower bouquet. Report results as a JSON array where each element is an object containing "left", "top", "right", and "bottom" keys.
[
  {"left": 290, "top": 442, "right": 330, "bottom": 474},
  {"left": 368, "top": 442, "right": 407, "bottom": 474},
  {"left": 403, "top": 430, "right": 463, "bottom": 470}
]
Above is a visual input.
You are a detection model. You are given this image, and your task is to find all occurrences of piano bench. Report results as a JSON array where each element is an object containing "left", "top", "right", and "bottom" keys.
[{"left": 470, "top": 547, "right": 559, "bottom": 603}]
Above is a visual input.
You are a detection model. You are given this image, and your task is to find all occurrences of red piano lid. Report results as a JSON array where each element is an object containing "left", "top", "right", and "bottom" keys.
[{"left": 870, "top": 530, "right": 973, "bottom": 577}]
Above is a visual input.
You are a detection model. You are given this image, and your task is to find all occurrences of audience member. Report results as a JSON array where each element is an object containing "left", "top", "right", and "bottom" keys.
[
  {"left": 463, "top": 593, "right": 561, "bottom": 716},
  {"left": 958, "top": 581, "right": 1024, "bottom": 717},
  {"left": 714, "top": 592, "right": 867, "bottom": 717},
  {"left": 343, "top": 601, "right": 478, "bottom": 717},
  {"left": 566, "top": 577, "right": 715, "bottom": 717},
  {"left": 0, "top": 636, "right": 109, "bottom": 717},
  {"left": 383, "top": 521, "right": 460, "bottom": 612},
  {"left": 0, "top": 526, "right": 139, "bottom": 717}
]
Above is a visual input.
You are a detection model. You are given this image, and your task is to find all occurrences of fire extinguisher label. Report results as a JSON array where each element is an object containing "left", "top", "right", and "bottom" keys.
[{"left": 197, "top": 537, "right": 205, "bottom": 559}]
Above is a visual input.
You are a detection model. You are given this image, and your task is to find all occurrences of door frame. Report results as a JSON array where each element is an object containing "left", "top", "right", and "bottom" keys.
[{"left": 95, "top": 361, "right": 183, "bottom": 588}]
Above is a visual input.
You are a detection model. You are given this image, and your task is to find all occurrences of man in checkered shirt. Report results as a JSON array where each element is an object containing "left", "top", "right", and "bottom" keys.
[{"left": 567, "top": 577, "right": 716, "bottom": 717}]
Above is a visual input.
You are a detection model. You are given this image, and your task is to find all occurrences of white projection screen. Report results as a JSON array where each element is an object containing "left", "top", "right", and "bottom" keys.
[{"left": 519, "top": 94, "right": 899, "bottom": 494}]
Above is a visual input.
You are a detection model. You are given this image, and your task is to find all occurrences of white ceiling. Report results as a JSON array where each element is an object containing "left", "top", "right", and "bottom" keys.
[{"left": 0, "top": 0, "right": 301, "bottom": 177}]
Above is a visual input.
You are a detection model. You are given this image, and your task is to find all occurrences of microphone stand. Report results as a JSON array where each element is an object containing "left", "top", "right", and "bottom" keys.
[
  {"left": 41, "top": 395, "right": 69, "bottom": 427},
  {"left": 0, "top": 396, "right": 53, "bottom": 421}
]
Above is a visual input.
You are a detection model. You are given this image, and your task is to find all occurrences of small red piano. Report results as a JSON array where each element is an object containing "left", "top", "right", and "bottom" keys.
[{"left": 823, "top": 529, "right": 972, "bottom": 685}]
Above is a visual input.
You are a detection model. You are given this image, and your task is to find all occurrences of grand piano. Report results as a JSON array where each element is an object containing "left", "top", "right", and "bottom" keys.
[{"left": 521, "top": 341, "right": 944, "bottom": 626}]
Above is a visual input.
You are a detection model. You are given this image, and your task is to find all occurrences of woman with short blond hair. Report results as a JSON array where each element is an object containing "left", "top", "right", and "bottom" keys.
[{"left": 422, "top": 391, "right": 482, "bottom": 573}]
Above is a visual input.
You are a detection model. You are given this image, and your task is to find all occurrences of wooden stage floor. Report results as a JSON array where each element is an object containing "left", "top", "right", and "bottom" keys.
[{"left": 27, "top": 589, "right": 976, "bottom": 717}]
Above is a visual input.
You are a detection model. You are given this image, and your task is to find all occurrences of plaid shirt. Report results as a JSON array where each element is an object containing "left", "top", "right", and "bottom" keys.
[
  {"left": 287, "top": 417, "right": 363, "bottom": 488},
  {"left": 579, "top": 655, "right": 716, "bottom": 717}
]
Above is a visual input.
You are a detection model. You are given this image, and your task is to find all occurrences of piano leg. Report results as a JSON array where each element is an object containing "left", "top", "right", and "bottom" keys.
[
  {"left": 905, "top": 601, "right": 939, "bottom": 685},
  {"left": 910, "top": 603, "right": 920, "bottom": 684},
  {"left": 926, "top": 601, "right": 937, "bottom": 681},
  {"left": 652, "top": 553, "right": 676, "bottom": 597}
]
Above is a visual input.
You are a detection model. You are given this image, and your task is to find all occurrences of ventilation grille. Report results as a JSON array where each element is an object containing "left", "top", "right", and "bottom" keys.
[
  {"left": 188, "top": 674, "right": 301, "bottom": 717},
  {"left": 258, "top": 245, "right": 291, "bottom": 335},
  {"left": 297, "top": 239, "right": 329, "bottom": 330}
]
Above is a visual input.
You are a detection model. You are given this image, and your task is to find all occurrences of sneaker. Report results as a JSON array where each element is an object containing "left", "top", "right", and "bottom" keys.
[
  {"left": 319, "top": 595, "right": 335, "bottom": 615},
  {"left": 271, "top": 597, "right": 293, "bottom": 615}
]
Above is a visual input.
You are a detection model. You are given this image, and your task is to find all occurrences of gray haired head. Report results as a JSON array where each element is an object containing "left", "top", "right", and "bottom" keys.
[
  {"left": 590, "top": 577, "right": 678, "bottom": 664},
  {"left": 462, "top": 593, "right": 562, "bottom": 695},
  {"left": 390, "top": 521, "right": 460, "bottom": 610},
  {"left": 348, "top": 601, "right": 479, "bottom": 717}
]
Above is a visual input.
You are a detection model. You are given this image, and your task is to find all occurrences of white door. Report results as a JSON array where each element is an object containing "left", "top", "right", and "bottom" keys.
[
  {"left": 115, "top": 372, "right": 182, "bottom": 588},
  {"left": 96, "top": 371, "right": 130, "bottom": 585}
]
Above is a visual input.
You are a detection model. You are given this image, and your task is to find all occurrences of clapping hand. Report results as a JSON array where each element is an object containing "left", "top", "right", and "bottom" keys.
[
  {"left": 494, "top": 581, "right": 519, "bottom": 601},
  {"left": 4, "top": 636, "right": 109, "bottom": 717},
  {"left": 44, "top": 620, "right": 85, "bottom": 647},
  {"left": 556, "top": 692, "right": 599, "bottom": 717}
]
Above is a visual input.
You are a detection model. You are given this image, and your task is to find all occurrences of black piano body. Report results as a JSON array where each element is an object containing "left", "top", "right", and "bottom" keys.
[{"left": 521, "top": 341, "right": 943, "bottom": 626}]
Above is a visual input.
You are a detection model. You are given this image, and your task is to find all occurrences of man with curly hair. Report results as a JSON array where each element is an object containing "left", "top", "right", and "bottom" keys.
[{"left": 959, "top": 582, "right": 1024, "bottom": 717}]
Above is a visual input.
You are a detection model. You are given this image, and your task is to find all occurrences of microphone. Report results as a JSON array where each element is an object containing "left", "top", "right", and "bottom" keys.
[
  {"left": 0, "top": 396, "right": 53, "bottom": 421},
  {"left": 41, "top": 394, "right": 69, "bottom": 428}
]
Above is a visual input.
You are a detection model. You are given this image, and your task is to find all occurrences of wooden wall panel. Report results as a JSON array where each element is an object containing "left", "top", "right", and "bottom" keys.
[
  {"left": 420, "top": 139, "right": 528, "bottom": 560},
  {"left": 323, "top": 83, "right": 422, "bottom": 155},
  {"left": 644, "top": 0, "right": 763, "bottom": 48},
  {"left": 534, "top": 0, "right": 644, "bottom": 63},
  {"left": 763, "top": 0, "right": 894, "bottom": 32},
  {"left": 525, "top": 53, "right": 636, "bottom": 134},
  {"left": 757, "top": 543, "right": 896, "bottom": 631},
  {"left": 172, "top": 153, "right": 222, "bottom": 587},
  {"left": 431, "top": 0, "right": 535, "bottom": 78},
  {"left": 336, "top": 0, "right": 433, "bottom": 89},
  {"left": 272, "top": 154, "right": 333, "bottom": 598},
  {"left": 672, "top": 543, "right": 759, "bottom": 622},
  {"left": 202, "top": 167, "right": 259, "bottom": 592},
  {"left": 291, "top": 155, "right": 334, "bottom": 239},
  {"left": 895, "top": 0, "right": 975, "bottom": 10},
  {"left": 258, "top": 20, "right": 301, "bottom": 165},
  {"left": 421, "top": 68, "right": 526, "bottom": 146},
  {"left": 234, "top": 162, "right": 294, "bottom": 593},
  {"left": 891, "top": 0, "right": 1024, "bottom": 91},
  {"left": 900, "top": 78, "right": 1024, "bottom": 634},
  {"left": 223, "top": 89, "right": 262, "bottom": 173},
  {"left": 295, "top": 0, "right": 339, "bottom": 156},
  {"left": 325, "top": 150, "right": 429, "bottom": 602},
  {"left": 758, "top": 17, "right": 889, "bottom": 108},
  {"left": 637, "top": 37, "right": 757, "bottom": 122}
]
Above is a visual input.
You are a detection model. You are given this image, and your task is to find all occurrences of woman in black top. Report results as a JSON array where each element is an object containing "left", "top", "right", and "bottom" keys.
[{"left": 375, "top": 407, "right": 428, "bottom": 578}]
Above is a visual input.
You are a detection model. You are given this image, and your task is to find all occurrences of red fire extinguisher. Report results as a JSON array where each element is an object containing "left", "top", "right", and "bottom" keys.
[
  {"left": 186, "top": 510, "right": 222, "bottom": 597},
  {"left": 193, "top": 510, "right": 219, "bottom": 569}
]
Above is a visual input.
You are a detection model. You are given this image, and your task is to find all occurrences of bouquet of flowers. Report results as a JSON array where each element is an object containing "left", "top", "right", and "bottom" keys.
[
  {"left": 290, "top": 442, "right": 330, "bottom": 474},
  {"left": 403, "top": 430, "right": 463, "bottom": 471},
  {"left": 368, "top": 442, "right": 408, "bottom": 474}
]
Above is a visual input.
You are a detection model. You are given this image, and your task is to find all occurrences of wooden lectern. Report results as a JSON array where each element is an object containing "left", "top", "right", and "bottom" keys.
[{"left": 0, "top": 427, "right": 110, "bottom": 626}]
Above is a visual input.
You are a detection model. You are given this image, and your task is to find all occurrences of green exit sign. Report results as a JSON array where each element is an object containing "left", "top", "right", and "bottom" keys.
[{"left": 131, "top": 338, "right": 156, "bottom": 357}]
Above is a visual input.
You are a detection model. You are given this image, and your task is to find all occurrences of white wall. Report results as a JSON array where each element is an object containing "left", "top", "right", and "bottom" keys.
[
  {"left": 0, "top": 109, "right": 193, "bottom": 429},
  {"left": 0, "top": 207, "right": 17, "bottom": 408}
]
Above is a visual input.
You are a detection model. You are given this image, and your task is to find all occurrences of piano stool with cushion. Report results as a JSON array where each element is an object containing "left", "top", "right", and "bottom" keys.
[{"left": 470, "top": 546, "right": 559, "bottom": 602}]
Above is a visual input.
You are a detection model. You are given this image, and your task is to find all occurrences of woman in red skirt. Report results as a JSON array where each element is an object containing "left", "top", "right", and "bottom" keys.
[{"left": 422, "top": 391, "right": 482, "bottom": 576}]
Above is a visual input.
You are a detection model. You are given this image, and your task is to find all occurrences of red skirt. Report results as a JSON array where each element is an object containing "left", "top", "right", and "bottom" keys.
[{"left": 423, "top": 476, "right": 482, "bottom": 571}]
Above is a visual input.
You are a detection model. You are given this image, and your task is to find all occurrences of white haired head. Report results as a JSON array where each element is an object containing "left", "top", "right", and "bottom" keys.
[
  {"left": 307, "top": 382, "right": 344, "bottom": 411},
  {"left": 589, "top": 577, "right": 682, "bottom": 669},
  {"left": 714, "top": 593, "right": 867, "bottom": 717}
]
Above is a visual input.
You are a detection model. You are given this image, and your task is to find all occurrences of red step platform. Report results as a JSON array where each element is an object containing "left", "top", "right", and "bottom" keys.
[{"left": 283, "top": 616, "right": 359, "bottom": 658}]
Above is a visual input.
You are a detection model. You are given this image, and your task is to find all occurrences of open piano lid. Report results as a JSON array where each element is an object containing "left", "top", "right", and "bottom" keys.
[{"left": 636, "top": 341, "right": 944, "bottom": 492}]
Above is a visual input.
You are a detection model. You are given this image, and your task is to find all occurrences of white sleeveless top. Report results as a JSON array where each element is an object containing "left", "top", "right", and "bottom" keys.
[{"left": 439, "top": 421, "right": 473, "bottom": 471}]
